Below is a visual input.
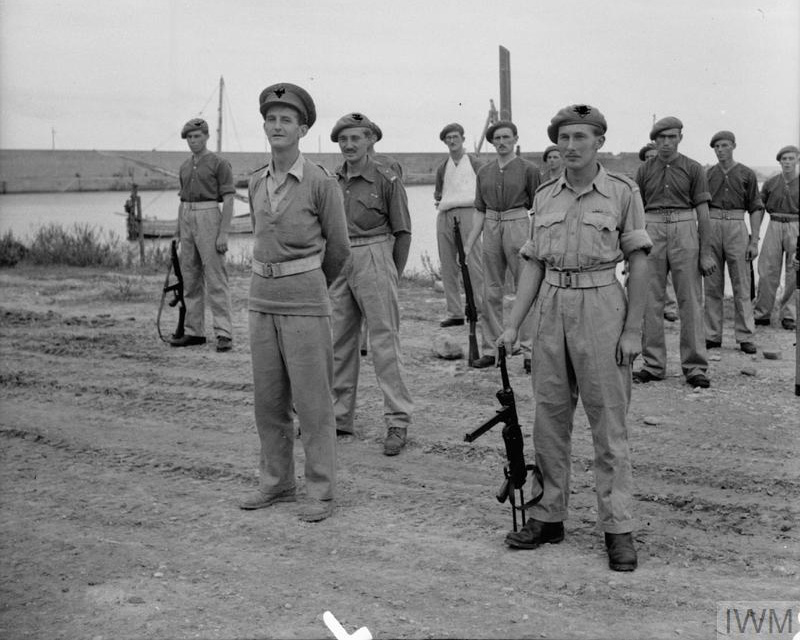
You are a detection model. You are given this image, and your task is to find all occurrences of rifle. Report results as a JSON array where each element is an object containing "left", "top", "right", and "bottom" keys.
[
  {"left": 453, "top": 217, "right": 480, "bottom": 366},
  {"left": 157, "top": 240, "right": 186, "bottom": 343},
  {"left": 795, "top": 231, "right": 799, "bottom": 396},
  {"left": 464, "top": 345, "right": 543, "bottom": 531}
]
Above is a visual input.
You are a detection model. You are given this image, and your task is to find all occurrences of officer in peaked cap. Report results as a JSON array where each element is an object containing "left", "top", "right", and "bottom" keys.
[
  {"left": 329, "top": 110, "right": 414, "bottom": 456},
  {"left": 465, "top": 118, "right": 540, "bottom": 372},
  {"left": 546, "top": 104, "right": 607, "bottom": 144},
  {"left": 240, "top": 82, "right": 350, "bottom": 522},
  {"left": 753, "top": 144, "right": 799, "bottom": 330},
  {"left": 634, "top": 116, "right": 714, "bottom": 389},
  {"left": 501, "top": 102, "right": 651, "bottom": 572},
  {"left": 258, "top": 83, "right": 316, "bottom": 127},
  {"left": 181, "top": 118, "right": 209, "bottom": 139},
  {"left": 649, "top": 116, "right": 683, "bottom": 141}
]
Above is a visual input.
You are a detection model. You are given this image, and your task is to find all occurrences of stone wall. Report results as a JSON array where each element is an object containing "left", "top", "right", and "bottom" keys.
[{"left": 0, "top": 148, "right": 643, "bottom": 193}]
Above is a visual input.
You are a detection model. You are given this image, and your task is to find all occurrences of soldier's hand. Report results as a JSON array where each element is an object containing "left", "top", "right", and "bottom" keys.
[
  {"left": 497, "top": 328, "right": 518, "bottom": 355},
  {"left": 745, "top": 241, "right": 759, "bottom": 261},
  {"left": 699, "top": 253, "right": 716, "bottom": 276},
  {"left": 216, "top": 232, "right": 229, "bottom": 253},
  {"left": 616, "top": 329, "right": 642, "bottom": 366}
]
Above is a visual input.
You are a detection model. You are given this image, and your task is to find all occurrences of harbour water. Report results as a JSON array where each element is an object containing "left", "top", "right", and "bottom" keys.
[{"left": 0, "top": 185, "right": 441, "bottom": 275}]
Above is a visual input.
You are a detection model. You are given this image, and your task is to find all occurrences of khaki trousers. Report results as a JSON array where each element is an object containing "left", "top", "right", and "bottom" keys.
[
  {"left": 330, "top": 239, "right": 413, "bottom": 433},
  {"left": 640, "top": 219, "right": 708, "bottom": 379},
  {"left": 482, "top": 215, "right": 532, "bottom": 355},
  {"left": 528, "top": 281, "right": 634, "bottom": 533},
  {"left": 754, "top": 218, "right": 798, "bottom": 323},
  {"left": 704, "top": 217, "right": 756, "bottom": 343},
  {"left": 249, "top": 311, "right": 336, "bottom": 501},
  {"left": 436, "top": 206, "right": 491, "bottom": 348},
  {"left": 179, "top": 205, "right": 233, "bottom": 339}
]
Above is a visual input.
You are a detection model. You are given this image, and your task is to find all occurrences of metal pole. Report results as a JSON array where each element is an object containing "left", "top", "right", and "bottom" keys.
[
  {"left": 216, "top": 76, "right": 224, "bottom": 153},
  {"left": 133, "top": 183, "right": 144, "bottom": 266}
]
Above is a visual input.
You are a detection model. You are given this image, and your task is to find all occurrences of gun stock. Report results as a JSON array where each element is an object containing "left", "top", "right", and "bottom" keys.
[
  {"left": 157, "top": 240, "right": 186, "bottom": 342},
  {"left": 453, "top": 217, "right": 480, "bottom": 365}
]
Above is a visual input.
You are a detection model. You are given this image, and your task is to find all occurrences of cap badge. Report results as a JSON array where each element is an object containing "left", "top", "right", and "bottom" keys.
[
  {"left": 352, "top": 113, "right": 363, "bottom": 120},
  {"left": 573, "top": 105, "right": 591, "bottom": 118},
  {"left": 274, "top": 87, "right": 285, "bottom": 98}
]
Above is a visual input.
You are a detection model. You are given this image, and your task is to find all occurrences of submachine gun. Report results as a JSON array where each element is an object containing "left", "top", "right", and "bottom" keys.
[
  {"left": 157, "top": 240, "right": 186, "bottom": 343},
  {"left": 453, "top": 217, "right": 480, "bottom": 366},
  {"left": 464, "top": 345, "right": 543, "bottom": 531}
]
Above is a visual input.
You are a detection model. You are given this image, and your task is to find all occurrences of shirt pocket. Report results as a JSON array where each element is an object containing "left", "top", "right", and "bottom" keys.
[
  {"left": 532, "top": 210, "right": 568, "bottom": 259},
  {"left": 579, "top": 210, "right": 619, "bottom": 265},
  {"left": 353, "top": 193, "right": 386, "bottom": 231}
]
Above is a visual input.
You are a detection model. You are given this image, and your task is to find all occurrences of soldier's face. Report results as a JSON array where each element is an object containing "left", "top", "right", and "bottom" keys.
[
  {"left": 185, "top": 130, "right": 208, "bottom": 154},
  {"left": 655, "top": 128, "right": 682, "bottom": 158},
  {"left": 557, "top": 124, "right": 604, "bottom": 171},
  {"left": 338, "top": 127, "right": 371, "bottom": 164},
  {"left": 444, "top": 132, "right": 464, "bottom": 153},
  {"left": 713, "top": 139, "right": 735, "bottom": 163},
  {"left": 491, "top": 128, "right": 517, "bottom": 156},
  {"left": 263, "top": 106, "right": 308, "bottom": 150},
  {"left": 545, "top": 150, "right": 563, "bottom": 170},
  {"left": 779, "top": 152, "right": 798, "bottom": 173}
]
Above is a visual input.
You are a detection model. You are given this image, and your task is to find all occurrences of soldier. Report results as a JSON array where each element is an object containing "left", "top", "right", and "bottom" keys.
[
  {"left": 239, "top": 84, "right": 350, "bottom": 522},
  {"left": 500, "top": 104, "right": 652, "bottom": 572},
  {"left": 753, "top": 145, "right": 799, "bottom": 330},
  {"left": 704, "top": 131, "right": 763, "bottom": 353},
  {"left": 639, "top": 142, "right": 678, "bottom": 322},
  {"left": 464, "top": 120, "right": 541, "bottom": 373},
  {"left": 433, "top": 122, "right": 489, "bottom": 343},
  {"left": 172, "top": 117, "right": 236, "bottom": 352},
  {"left": 330, "top": 112, "right": 414, "bottom": 456},
  {"left": 633, "top": 116, "right": 715, "bottom": 388},
  {"left": 540, "top": 144, "right": 564, "bottom": 182}
]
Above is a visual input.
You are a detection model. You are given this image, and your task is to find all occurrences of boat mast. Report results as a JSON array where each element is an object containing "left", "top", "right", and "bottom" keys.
[
  {"left": 499, "top": 46, "right": 511, "bottom": 121},
  {"left": 216, "top": 76, "right": 224, "bottom": 153}
]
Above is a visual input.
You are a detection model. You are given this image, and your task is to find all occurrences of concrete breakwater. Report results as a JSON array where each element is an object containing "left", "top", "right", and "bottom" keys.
[{"left": 0, "top": 148, "right": 642, "bottom": 194}]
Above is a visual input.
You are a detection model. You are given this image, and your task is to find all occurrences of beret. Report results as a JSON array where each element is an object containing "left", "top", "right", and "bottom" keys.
[
  {"left": 638, "top": 142, "right": 656, "bottom": 162},
  {"left": 546, "top": 105, "right": 607, "bottom": 143},
  {"left": 542, "top": 145, "right": 560, "bottom": 163},
  {"left": 709, "top": 130, "right": 736, "bottom": 147},
  {"left": 440, "top": 122, "right": 465, "bottom": 141},
  {"left": 181, "top": 118, "right": 208, "bottom": 139},
  {"left": 259, "top": 83, "right": 316, "bottom": 128},
  {"left": 776, "top": 145, "right": 800, "bottom": 161},
  {"left": 330, "top": 112, "right": 376, "bottom": 142},
  {"left": 486, "top": 120, "right": 517, "bottom": 143},
  {"left": 649, "top": 116, "right": 683, "bottom": 140}
]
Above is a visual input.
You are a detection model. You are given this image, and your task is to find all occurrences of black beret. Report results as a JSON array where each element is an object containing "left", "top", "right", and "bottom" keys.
[
  {"left": 638, "top": 142, "right": 656, "bottom": 162},
  {"left": 330, "top": 112, "right": 376, "bottom": 142},
  {"left": 486, "top": 120, "right": 517, "bottom": 144},
  {"left": 259, "top": 83, "right": 316, "bottom": 128},
  {"left": 776, "top": 145, "right": 800, "bottom": 161},
  {"left": 709, "top": 130, "right": 736, "bottom": 147},
  {"left": 649, "top": 116, "right": 683, "bottom": 141},
  {"left": 542, "top": 145, "right": 560, "bottom": 163},
  {"left": 439, "top": 122, "right": 465, "bottom": 141},
  {"left": 181, "top": 118, "right": 209, "bottom": 139},
  {"left": 546, "top": 104, "right": 607, "bottom": 144}
]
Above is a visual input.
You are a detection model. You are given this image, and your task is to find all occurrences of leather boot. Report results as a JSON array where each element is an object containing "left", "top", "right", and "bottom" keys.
[
  {"left": 504, "top": 519, "right": 564, "bottom": 549},
  {"left": 605, "top": 532, "right": 638, "bottom": 571}
]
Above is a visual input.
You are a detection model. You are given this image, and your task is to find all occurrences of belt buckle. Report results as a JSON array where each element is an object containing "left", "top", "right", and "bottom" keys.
[
  {"left": 561, "top": 271, "right": 572, "bottom": 288},
  {"left": 263, "top": 262, "right": 274, "bottom": 277},
  {"left": 662, "top": 210, "right": 672, "bottom": 223}
]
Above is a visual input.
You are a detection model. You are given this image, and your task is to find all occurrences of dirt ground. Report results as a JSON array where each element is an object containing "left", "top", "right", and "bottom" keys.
[{"left": 0, "top": 265, "right": 798, "bottom": 640}]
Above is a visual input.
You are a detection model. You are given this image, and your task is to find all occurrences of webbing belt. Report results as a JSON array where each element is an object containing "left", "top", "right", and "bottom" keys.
[{"left": 252, "top": 254, "right": 321, "bottom": 278}]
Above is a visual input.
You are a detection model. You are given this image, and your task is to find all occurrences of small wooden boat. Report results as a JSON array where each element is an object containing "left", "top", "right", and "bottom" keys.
[{"left": 126, "top": 207, "right": 252, "bottom": 240}]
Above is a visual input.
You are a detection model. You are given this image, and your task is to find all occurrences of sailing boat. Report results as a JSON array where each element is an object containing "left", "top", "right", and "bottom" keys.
[{"left": 123, "top": 77, "right": 253, "bottom": 240}]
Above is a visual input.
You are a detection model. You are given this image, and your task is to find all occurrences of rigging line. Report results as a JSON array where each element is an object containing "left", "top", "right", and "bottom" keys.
[{"left": 222, "top": 89, "right": 243, "bottom": 152}]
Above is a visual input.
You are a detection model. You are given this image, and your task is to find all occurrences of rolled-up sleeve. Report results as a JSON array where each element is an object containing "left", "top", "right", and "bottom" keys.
[{"left": 619, "top": 184, "right": 652, "bottom": 257}]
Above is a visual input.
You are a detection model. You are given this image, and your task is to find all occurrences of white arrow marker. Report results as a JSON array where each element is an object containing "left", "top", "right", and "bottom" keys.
[{"left": 323, "top": 610, "right": 372, "bottom": 640}]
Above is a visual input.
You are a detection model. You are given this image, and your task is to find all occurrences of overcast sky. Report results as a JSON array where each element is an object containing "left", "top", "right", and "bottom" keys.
[{"left": 1, "top": 0, "right": 797, "bottom": 167}]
